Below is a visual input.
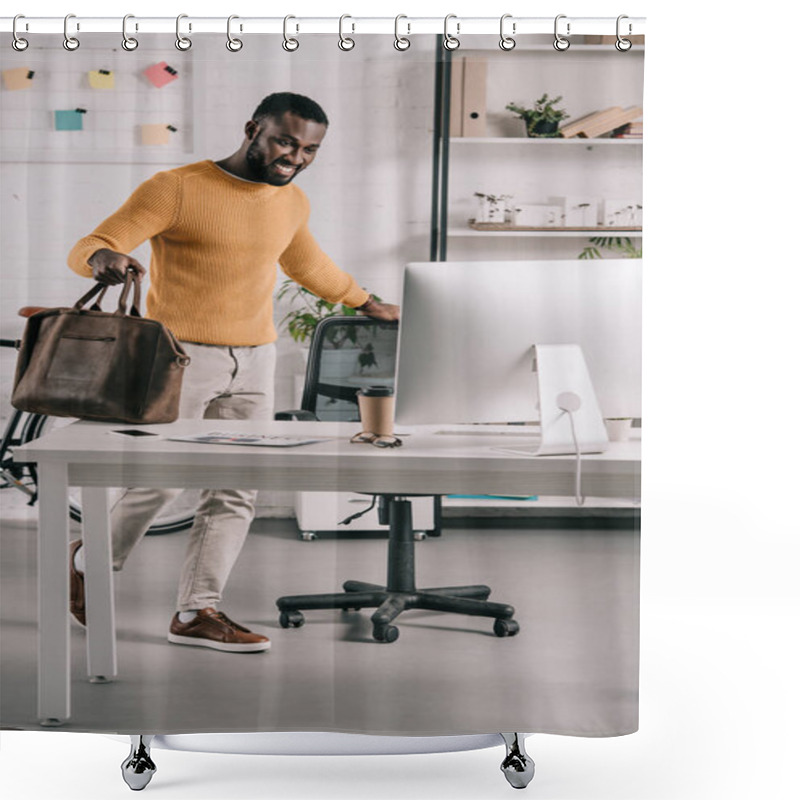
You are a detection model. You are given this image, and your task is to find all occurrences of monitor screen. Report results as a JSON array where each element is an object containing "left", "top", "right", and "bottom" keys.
[{"left": 394, "top": 259, "right": 642, "bottom": 425}]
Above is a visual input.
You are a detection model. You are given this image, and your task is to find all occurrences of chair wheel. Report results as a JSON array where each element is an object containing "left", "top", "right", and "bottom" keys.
[
  {"left": 373, "top": 624, "right": 399, "bottom": 643},
  {"left": 300, "top": 531, "right": 317, "bottom": 541},
  {"left": 280, "top": 611, "right": 305, "bottom": 628},
  {"left": 413, "top": 531, "right": 427, "bottom": 541},
  {"left": 494, "top": 618, "right": 520, "bottom": 637}
]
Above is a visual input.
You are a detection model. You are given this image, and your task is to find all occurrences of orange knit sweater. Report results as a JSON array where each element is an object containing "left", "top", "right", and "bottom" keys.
[{"left": 67, "top": 160, "right": 369, "bottom": 346}]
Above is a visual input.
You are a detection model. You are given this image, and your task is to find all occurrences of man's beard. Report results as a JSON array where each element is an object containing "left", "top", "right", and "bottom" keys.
[{"left": 245, "top": 145, "right": 298, "bottom": 186}]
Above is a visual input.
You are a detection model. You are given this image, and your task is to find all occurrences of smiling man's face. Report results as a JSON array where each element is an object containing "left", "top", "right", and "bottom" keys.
[{"left": 243, "top": 111, "right": 327, "bottom": 186}]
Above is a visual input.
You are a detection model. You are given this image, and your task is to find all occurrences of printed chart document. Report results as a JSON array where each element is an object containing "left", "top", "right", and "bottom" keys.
[{"left": 168, "top": 432, "right": 329, "bottom": 448}]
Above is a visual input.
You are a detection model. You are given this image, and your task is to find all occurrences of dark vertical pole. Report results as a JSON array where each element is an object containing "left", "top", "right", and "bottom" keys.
[
  {"left": 439, "top": 46, "right": 452, "bottom": 262},
  {"left": 430, "top": 35, "right": 444, "bottom": 262}
]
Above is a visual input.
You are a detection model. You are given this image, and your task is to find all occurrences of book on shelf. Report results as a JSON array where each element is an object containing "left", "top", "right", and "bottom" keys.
[
  {"left": 612, "top": 120, "right": 643, "bottom": 138},
  {"left": 559, "top": 107, "right": 622, "bottom": 138},
  {"left": 462, "top": 58, "right": 488, "bottom": 137},
  {"left": 448, "top": 57, "right": 489, "bottom": 138},
  {"left": 560, "top": 106, "right": 643, "bottom": 139}
]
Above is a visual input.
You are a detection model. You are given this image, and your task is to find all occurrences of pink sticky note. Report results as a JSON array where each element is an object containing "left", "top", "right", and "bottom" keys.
[{"left": 143, "top": 62, "right": 179, "bottom": 88}]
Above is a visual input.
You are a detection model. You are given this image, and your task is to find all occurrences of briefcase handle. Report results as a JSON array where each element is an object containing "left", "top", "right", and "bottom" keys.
[{"left": 73, "top": 269, "right": 143, "bottom": 317}]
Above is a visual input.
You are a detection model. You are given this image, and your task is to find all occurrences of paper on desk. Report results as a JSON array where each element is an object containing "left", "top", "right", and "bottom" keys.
[{"left": 168, "top": 432, "right": 329, "bottom": 448}]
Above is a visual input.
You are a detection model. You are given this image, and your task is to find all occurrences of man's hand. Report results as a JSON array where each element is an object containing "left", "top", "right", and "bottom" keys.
[
  {"left": 88, "top": 248, "right": 146, "bottom": 285},
  {"left": 357, "top": 296, "right": 400, "bottom": 322}
]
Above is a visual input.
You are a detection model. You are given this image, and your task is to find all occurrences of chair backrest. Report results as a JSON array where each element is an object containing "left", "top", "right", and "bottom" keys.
[{"left": 301, "top": 316, "right": 399, "bottom": 422}]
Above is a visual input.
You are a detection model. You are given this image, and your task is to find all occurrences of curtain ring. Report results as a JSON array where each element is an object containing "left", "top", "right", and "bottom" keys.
[
  {"left": 394, "top": 14, "right": 411, "bottom": 51},
  {"left": 553, "top": 14, "right": 570, "bottom": 51},
  {"left": 443, "top": 14, "right": 460, "bottom": 50},
  {"left": 499, "top": 14, "right": 516, "bottom": 51},
  {"left": 122, "top": 14, "right": 139, "bottom": 51},
  {"left": 12, "top": 15, "right": 29, "bottom": 52},
  {"left": 338, "top": 14, "right": 355, "bottom": 51},
  {"left": 63, "top": 14, "right": 80, "bottom": 51},
  {"left": 226, "top": 15, "right": 243, "bottom": 51},
  {"left": 282, "top": 15, "right": 299, "bottom": 51},
  {"left": 175, "top": 14, "right": 192, "bottom": 51},
  {"left": 615, "top": 15, "right": 632, "bottom": 51}
]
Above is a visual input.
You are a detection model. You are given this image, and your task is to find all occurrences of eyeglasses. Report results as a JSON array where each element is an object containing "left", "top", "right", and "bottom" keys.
[{"left": 349, "top": 431, "right": 403, "bottom": 449}]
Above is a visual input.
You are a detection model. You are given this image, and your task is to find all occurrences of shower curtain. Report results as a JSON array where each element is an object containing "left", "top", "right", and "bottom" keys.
[{"left": 0, "top": 23, "right": 642, "bottom": 739}]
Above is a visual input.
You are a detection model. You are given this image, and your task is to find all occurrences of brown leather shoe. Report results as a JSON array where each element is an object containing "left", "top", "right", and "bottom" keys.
[
  {"left": 167, "top": 608, "right": 270, "bottom": 653},
  {"left": 69, "top": 540, "right": 86, "bottom": 628}
]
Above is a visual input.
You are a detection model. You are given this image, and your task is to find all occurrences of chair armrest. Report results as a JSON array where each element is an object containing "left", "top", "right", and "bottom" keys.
[{"left": 274, "top": 409, "right": 319, "bottom": 421}]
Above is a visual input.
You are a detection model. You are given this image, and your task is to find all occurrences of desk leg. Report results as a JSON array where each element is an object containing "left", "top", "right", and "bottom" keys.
[
  {"left": 81, "top": 487, "right": 117, "bottom": 683},
  {"left": 37, "top": 461, "right": 70, "bottom": 726}
]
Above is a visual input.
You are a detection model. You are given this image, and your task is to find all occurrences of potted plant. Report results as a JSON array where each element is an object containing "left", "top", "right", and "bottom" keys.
[
  {"left": 577, "top": 236, "right": 642, "bottom": 260},
  {"left": 474, "top": 192, "right": 513, "bottom": 224},
  {"left": 506, "top": 94, "right": 570, "bottom": 138}
]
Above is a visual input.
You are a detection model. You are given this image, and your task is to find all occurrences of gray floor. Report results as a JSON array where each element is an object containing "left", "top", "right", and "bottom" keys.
[{"left": 1, "top": 494, "right": 639, "bottom": 738}]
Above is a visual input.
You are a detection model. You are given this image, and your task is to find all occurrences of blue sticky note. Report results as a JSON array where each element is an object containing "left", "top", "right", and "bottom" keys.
[{"left": 55, "top": 110, "right": 84, "bottom": 131}]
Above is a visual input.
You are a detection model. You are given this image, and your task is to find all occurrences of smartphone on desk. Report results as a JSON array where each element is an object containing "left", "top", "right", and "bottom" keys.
[{"left": 108, "top": 429, "right": 161, "bottom": 439}]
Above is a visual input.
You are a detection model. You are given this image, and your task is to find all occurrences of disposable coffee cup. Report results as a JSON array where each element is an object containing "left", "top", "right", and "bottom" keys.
[{"left": 357, "top": 386, "right": 395, "bottom": 437}]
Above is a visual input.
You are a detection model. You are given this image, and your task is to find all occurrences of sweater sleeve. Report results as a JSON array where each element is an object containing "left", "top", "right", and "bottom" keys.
[
  {"left": 67, "top": 170, "right": 181, "bottom": 278},
  {"left": 278, "top": 191, "right": 370, "bottom": 309}
]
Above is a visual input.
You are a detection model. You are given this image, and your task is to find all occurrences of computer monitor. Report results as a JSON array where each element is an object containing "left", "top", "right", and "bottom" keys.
[{"left": 394, "top": 259, "right": 642, "bottom": 430}]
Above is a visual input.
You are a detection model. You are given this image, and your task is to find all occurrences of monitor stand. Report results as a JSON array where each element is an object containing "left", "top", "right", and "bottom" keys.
[{"left": 500, "top": 344, "right": 609, "bottom": 457}]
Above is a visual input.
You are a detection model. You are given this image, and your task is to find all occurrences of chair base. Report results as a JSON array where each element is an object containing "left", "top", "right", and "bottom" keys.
[
  {"left": 277, "top": 580, "right": 519, "bottom": 643},
  {"left": 277, "top": 496, "right": 519, "bottom": 643}
]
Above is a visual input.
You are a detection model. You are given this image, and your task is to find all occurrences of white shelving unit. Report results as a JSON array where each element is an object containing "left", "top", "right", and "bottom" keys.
[{"left": 431, "top": 37, "right": 644, "bottom": 262}]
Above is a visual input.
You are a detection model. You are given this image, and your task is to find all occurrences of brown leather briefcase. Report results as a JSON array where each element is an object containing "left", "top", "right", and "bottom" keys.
[{"left": 11, "top": 271, "right": 190, "bottom": 424}]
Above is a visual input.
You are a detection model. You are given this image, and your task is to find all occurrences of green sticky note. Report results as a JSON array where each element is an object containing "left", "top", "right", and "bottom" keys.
[{"left": 55, "top": 110, "right": 84, "bottom": 131}]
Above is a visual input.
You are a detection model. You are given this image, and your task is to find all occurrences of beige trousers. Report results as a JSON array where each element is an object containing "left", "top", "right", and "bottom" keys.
[{"left": 109, "top": 341, "right": 276, "bottom": 611}]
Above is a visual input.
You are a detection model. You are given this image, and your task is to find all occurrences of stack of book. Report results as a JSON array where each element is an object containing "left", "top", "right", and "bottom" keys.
[
  {"left": 559, "top": 106, "right": 643, "bottom": 139},
  {"left": 612, "top": 121, "right": 643, "bottom": 139}
]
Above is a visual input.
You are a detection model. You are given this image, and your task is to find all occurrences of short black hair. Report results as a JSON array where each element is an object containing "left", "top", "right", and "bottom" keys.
[{"left": 252, "top": 92, "right": 329, "bottom": 127}]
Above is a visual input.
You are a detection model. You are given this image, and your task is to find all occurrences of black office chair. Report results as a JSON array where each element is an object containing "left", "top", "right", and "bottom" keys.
[
  {"left": 276, "top": 316, "right": 441, "bottom": 539},
  {"left": 275, "top": 316, "right": 519, "bottom": 644}
]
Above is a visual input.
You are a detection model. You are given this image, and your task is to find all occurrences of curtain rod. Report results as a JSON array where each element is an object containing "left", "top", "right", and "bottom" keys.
[{"left": 1, "top": 16, "right": 646, "bottom": 37}]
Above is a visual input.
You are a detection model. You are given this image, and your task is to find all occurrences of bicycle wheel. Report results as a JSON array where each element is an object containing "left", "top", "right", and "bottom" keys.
[{"left": 20, "top": 414, "right": 197, "bottom": 535}]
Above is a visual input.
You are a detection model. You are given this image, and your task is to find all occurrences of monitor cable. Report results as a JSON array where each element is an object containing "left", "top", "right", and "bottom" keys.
[{"left": 557, "top": 392, "right": 586, "bottom": 507}]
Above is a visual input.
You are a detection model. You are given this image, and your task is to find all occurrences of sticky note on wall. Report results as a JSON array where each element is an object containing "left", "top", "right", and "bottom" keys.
[
  {"left": 55, "top": 109, "right": 86, "bottom": 131},
  {"left": 2, "top": 67, "right": 35, "bottom": 91},
  {"left": 141, "top": 125, "right": 176, "bottom": 145},
  {"left": 144, "top": 62, "right": 179, "bottom": 88},
  {"left": 89, "top": 69, "right": 115, "bottom": 89}
]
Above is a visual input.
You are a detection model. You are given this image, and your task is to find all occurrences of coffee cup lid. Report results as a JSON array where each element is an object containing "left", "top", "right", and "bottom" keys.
[{"left": 357, "top": 385, "right": 394, "bottom": 397}]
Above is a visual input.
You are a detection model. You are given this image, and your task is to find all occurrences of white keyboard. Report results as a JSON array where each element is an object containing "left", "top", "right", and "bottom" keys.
[{"left": 433, "top": 424, "right": 541, "bottom": 436}]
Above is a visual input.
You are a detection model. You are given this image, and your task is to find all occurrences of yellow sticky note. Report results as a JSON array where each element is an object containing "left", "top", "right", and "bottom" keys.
[
  {"left": 2, "top": 67, "right": 35, "bottom": 91},
  {"left": 89, "top": 69, "right": 115, "bottom": 89},
  {"left": 141, "top": 125, "right": 170, "bottom": 145}
]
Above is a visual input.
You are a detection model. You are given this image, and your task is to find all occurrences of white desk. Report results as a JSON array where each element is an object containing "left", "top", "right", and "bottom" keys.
[{"left": 15, "top": 419, "right": 641, "bottom": 726}]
